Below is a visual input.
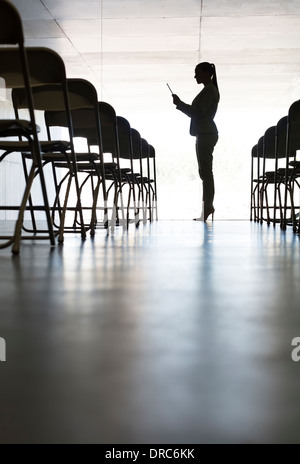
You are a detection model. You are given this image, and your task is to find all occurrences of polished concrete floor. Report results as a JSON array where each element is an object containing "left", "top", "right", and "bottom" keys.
[{"left": 1, "top": 220, "right": 300, "bottom": 444}]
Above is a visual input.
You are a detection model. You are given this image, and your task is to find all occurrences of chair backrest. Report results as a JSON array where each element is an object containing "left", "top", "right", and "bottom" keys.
[
  {"left": 2, "top": 47, "right": 75, "bottom": 148},
  {"left": 13, "top": 78, "right": 99, "bottom": 111},
  {"left": 131, "top": 128, "right": 144, "bottom": 176},
  {"left": 43, "top": 80, "right": 98, "bottom": 143},
  {"left": 117, "top": 116, "right": 133, "bottom": 161},
  {"left": 287, "top": 100, "right": 300, "bottom": 155},
  {"left": 0, "top": 2, "right": 41, "bottom": 161},
  {"left": 149, "top": 145, "right": 157, "bottom": 185},
  {"left": 289, "top": 100, "right": 300, "bottom": 123},
  {"left": 98, "top": 102, "right": 119, "bottom": 158},
  {"left": 45, "top": 108, "right": 98, "bottom": 144},
  {"left": 0, "top": 0, "right": 24, "bottom": 45},
  {"left": 257, "top": 136, "right": 264, "bottom": 158},
  {"left": 251, "top": 144, "right": 258, "bottom": 158},
  {"left": 275, "top": 116, "right": 288, "bottom": 159},
  {"left": 141, "top": 138, "right": 152, "bottom": 180},
  {"left": 149, "top": 145, "right": 155, "bottom": 160},
  {"left": 263, "top": 126, "right": 276, "bottom": 159},
  {"left": 0, "top": 47, "right": 66, "bottom": 90},
  {"left": 14, "top": 79, "right": 103, "bottom": 153},
  {"left": 131, "top": 128, "right": 141, "bottom": 158},
  {"left": 141, "top": 138, "right": 149, "bottom": 160}
]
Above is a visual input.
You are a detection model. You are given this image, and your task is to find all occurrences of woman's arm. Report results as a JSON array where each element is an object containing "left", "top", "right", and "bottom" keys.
[
  {"left": 174, "top": 87, "right": 218, "bottom": 119},
  {"left": 172, "top": 94, "right": 196, "bottom": 119}
]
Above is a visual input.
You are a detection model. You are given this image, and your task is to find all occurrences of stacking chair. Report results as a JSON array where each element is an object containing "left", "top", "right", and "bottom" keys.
[
  {"left": 282, "top": 100, "right": 300, "bottom": 232},
  {"left": 256, "top": 137, "right": 264, "bottom": 224},
  {"left": 251, "top": 106, "right": 300, "bottom": 231},
  {"left": 116, "top": 116, "right": 139, "bottom": 226},
  {"left": 143, "top": 142, "right": 158, "bottom": 223},
  {"left": 45, "top": 100, "right": 127, "bottom": 233},
  {"left": 272, "top": 116, "right": 289, "bottom": 227},
  {"left": 140, "top": 139, "right": 150, "bottom": 222},
  {"left": 1, "top": 49, "right": 92, "bottom": 244},
  {"left": 18, "top": 78, "right": 111, "bottom": 236},
  {"left": 45, "top": 106, "right": 112, "bottom": 235},
  {"left": 148, "top": 145, "right": 158, "bottom": 222},
  {"left": 261, "top": 111, "right": 300, "bottom": 231},
  {"left": 0, "top": 1, "right": 55, "bottom": 253},
  {"left": 250, "top": 143, "right": 259, "bottom": 222},
  {"left": 131, "top": 128, "right": 148, "bottom": 224},
  {"left": 142, "top": 138, "right": 160, "bottom": 222},
  {"left": 251, "top": 137, "right": 264, "bottom": 223},
  {"left": 255, "top": 121, "right": 290, "bottom": 227},
  {"left": 98, "top": 102, "right": 127, "bottom": 230},
  {"left": 259, "top": 126, "right": 276, "bottom": 225}
]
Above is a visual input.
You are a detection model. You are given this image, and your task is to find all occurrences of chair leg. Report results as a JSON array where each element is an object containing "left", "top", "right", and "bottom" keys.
[
  {"left": 90, "top": 177, "right": 101, "bottom": 236},
  {"left": 73, "top": 173, "right": 91, "bottom": 228},
  {"left": 73, "top": 172, "right": 87, "bottom": 241},
  {"left": 273, "top": 181, "right": 278, "bottom": 227},
  {"left": 259, "top": 181, "right": 264, "bottom": 224},
  {"left": 21, "top": 155, "right": 37, "bottom": 234},
  {"left": 58, "top": 174, "right": 73, "bottom": 244},
  {"left": 12, "top": 163, "right": 54, "bottom": 254},
  {"left": 118, "top": 185, "right": 127, "bottom": 232},
  {"left": 35, "top": 153, "right": 56, "bottom": 246},
  {"left": 264, "top": 183, "right": 271, "bottom": 225}
]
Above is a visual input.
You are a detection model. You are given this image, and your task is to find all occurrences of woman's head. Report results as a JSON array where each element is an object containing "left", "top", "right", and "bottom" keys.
[{"left": 195, "top": 62, "right": 218, "bottom": 90}]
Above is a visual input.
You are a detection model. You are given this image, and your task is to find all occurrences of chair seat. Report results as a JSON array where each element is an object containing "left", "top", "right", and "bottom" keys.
[
  {"left": 0, "top": 139, "right": 70, "bottom": 154},
  {"left": 116, "top": 168, "right": 132, "bottom": 174},
  {"left": 263, "top": 172, "right": 277, "bottom": 183},
  {"left": 39, "top": 151, "right": 99, "bottom": 164},
  {"left": 290, "top": 161, "right": 300, "bottom": 168},
  {"left": 135, "top": 176, "right": 153, "bottom": 183},
  {"left": 54, "top": 161, "right": 117, "bottom": 171},
  {"left": 277, "top": 168, "right": 295, "bottom": 175},
  {"left": 0, "top": 119, "right": 40, "bottom": 138},
  {"left": 41, "top": 140, "right": 70, "bottom": 152},
  {"left": 78, "top": 162, "right": 117, "bottom": 172},
  {"left": 103, "top": 168, "right": 133, "bottom": 181},
  {"left": 107, "top": 168, "right": 132, "bottom": 178}
]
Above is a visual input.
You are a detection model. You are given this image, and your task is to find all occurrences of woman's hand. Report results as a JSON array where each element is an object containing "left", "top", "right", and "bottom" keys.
[{"left": 172, "top": 94, "right": 181, "bottom": 105}]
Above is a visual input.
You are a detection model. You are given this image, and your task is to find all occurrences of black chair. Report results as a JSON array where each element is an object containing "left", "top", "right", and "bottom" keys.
[
  {"left": 141, "top": 138, "right": 155, "bottom": 222},
  {"left": 272, "top": 116, "right": 289, "bottom": 228},
  {"left": 45, "top": 106, "right": 114, "bottom": 235},
  {"left": 250, "top": 143, "right": 259, "bottom": 222},
  {"left": 149, "top": 144, "right": 158, "bottom": 222},
  {"left": 98, "top": 103, "right": 128, "bottom": 231},
  {"left": 9, "top": 69, "right": 106, "bottom": 243},
  {"left": 282, "top": 101, "right": 300, "bottom": 232},
  {"left": 23, "top": 79, "right": 112, "bottom": 236},
  {"left": 259, "top": 126, "right": 276, "bottom": 225},
  {"left": 131, "top": 128, "right": 148, "bottom": 224},
  {"left": 117, "top": 116, "right": 140, "bottom": 227},
  {"left": 281, "top": 101, "right": 300, "bottom": 232},
  {"left": 0, "top": 1, "right": 55, "bottom": 253}
]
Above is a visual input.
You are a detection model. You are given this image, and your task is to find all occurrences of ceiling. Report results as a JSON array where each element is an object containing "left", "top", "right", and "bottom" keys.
[
  {"left": 7, "top": 0, "right": 300, "bottom": 218},
  {"left": 10, "top": 0, "right": 300, "bottom": 113}
]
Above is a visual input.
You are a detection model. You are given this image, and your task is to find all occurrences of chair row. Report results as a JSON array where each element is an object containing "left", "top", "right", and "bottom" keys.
[
  {"left": 0, "top": 1, "right": 157, "bottom": 254},
  {"left": 251, "top": 100, "right": 300, "bottom": 233}
]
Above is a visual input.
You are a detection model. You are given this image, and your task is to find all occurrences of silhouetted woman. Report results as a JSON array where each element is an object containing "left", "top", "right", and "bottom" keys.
[{"left": 172, "top": 62, "right": 220, "bottom": 221}]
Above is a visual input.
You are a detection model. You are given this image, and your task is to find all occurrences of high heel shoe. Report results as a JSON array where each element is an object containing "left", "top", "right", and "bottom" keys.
[
  {"left": 203, "top": 207, "right": 215, "bottom": 222},
  {"left": 193, "top": 207, "right": 215, "bottom": 222}
]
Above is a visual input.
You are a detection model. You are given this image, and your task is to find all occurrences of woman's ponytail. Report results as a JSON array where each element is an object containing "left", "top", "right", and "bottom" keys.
[{"left": 210, "top": 63, "right": 219, "bottom": 91}]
